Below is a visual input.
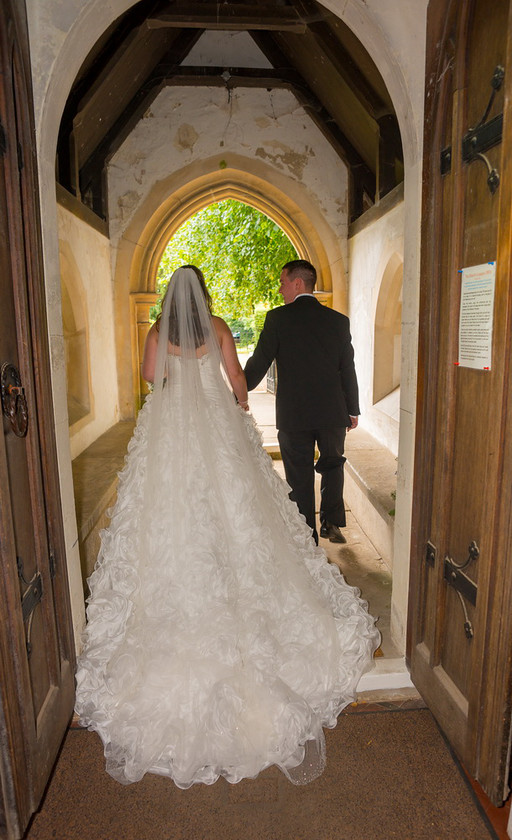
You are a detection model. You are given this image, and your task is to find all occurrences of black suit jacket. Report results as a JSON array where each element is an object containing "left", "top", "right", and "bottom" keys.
[{"left": 244, "top": 296, "right": 359, "bottom": 431}]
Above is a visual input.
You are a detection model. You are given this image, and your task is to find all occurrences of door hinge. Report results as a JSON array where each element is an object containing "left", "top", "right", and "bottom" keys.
[
  {"left": 17, "top": 556, "right": 43, "bottom": 657},
  {"left": 440, "top": 65, "right": 504, "bottom": 194},
  {"left": 21, "top": 571, "right": 43, "bottom": 623},
  {"left": 425, "top": 540, "right": 436, "bottom": 567},
  {"left": 461, "top": 113, "right": 503, "bottom": 163},
  {"left": 443, "top": 541, "right": 479, "bottom": 640},
  {"left": 444, "top": 556, "right": 477, "bottom": 606},
  {"left": 1, "top": 362, "right": 29, "bottom": 437}
]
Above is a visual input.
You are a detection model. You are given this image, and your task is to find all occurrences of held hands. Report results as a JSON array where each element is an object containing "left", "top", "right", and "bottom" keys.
[{"left": 235, "top": 395, "right": 249, "bottom": 411}]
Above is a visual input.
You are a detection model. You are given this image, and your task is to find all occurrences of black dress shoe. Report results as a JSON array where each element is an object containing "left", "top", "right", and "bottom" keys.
[{"left": 320, "top": 521, "right": 346, "bottom": 543}]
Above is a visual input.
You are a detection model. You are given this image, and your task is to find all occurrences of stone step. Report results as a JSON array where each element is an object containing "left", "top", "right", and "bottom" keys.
[{"left": 343, "top": 427, "right": 397, "bottom": 570}]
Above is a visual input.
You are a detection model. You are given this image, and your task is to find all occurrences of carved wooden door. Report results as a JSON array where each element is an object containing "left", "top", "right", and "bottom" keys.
[
  {"left": 0, "top": 1, "right": 76, "bottom": 838},
  {"left": 409, "top": 0, "right": 512, "bottom": 805}
]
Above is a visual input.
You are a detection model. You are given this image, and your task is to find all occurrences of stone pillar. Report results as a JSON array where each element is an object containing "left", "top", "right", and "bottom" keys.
[{"left": 130, "top": 292, "right": 159, "bottom": 409}]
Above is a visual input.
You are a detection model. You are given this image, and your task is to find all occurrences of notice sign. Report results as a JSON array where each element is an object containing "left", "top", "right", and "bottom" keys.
[{"left": 458, "top": 262, "right": 496, "bottom": 370}]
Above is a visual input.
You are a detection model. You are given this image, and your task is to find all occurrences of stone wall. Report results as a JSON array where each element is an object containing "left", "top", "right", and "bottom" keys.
[
  {"left": 348, "top": 187, "right": 404, "bottom": 455},
  {"left": 58, "top": 203, "right": 119, "bottom": 459}
]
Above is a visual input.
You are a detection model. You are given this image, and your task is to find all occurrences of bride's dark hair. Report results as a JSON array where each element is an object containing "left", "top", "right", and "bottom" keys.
[{"left": 156, "top": 265, "right": 213, "bottom": 347}]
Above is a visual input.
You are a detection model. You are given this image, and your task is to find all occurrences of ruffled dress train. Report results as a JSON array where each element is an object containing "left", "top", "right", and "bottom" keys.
[{"left": 75, "top": 354, "right": 380, "bottom": 787}]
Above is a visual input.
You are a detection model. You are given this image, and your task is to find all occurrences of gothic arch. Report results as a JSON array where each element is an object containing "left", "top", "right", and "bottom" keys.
[
  {"left": 373, "top": 252, "right": 403, "bottom": 405},
  {"left": 59, "top": 241, "right": 92, "bottom": 429},
  {"left": 115, "top": 157, "right": 344, "bottom": 413},
  {"left": 138, "top": 180, "right": 318, "bottom": 295}
]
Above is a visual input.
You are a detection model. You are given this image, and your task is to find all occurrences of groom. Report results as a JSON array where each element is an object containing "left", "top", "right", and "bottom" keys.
[{"left": 244, "top": 260, "right": 359, "bottom": 545}]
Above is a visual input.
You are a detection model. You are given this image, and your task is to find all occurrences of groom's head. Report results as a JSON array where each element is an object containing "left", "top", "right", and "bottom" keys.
[{"left": 279, "top": 260, "right": 317, "bottom": 304}]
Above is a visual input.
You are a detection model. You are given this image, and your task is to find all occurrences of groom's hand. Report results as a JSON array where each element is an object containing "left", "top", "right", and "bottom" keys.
[{"left": 347, "top": 416, "right": 358, "bottom": 432}]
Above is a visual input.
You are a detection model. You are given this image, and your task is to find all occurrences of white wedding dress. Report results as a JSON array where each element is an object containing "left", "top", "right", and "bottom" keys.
[{"left": 75, "top": 272, "right": 380, "bottom": 789}]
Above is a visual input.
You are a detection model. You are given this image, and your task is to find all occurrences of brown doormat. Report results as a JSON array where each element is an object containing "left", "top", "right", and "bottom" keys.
[{"left": 26, "top": 709, "right": 496, "bottom": 840}]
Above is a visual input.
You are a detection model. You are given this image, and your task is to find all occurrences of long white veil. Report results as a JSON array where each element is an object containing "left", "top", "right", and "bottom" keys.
[{"left": 141, "top": 266, "right": 250, "bottom": 541}]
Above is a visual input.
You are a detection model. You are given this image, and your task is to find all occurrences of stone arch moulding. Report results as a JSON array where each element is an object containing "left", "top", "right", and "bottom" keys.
[
  {"left": 58, "top": 241, "right": 93, "bottom": 432},
  {"left": 114, "top": 158, "right": 346, "bottom": 417},
  {"left": 373, "top": 251, "right": 403, "bottom": 406},
  {"left": 121, "top": 161, "right": 339, "bottom": 295},
  {"left": 143, "top": 182, "right": 312, "bottom": 295}
]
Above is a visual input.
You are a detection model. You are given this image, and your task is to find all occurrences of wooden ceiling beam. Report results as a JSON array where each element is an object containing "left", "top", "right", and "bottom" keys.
[
  {"left": 147, "top": 3, "right": 309, "bottom": 32},
  {"left": 290, "top": 0, "right": 391, "bottom": 116},
  {"left": 288, "top": 1, "right": 383, "bottom": 111},
  {"left": 305, "top": 29, "right": 388, "bottom": 117},
  {"left": 249, "top": 32, "right": 376, "bottom": 193},
  {"left": 80, "top": 61, "right": 374, "bottom": 203},
  {"left": 79, "top": 81, "right": 165, "bottom": 202},
  {"left": 79, "top": 67, "right": 305, "bottom": 189},
  {"left": 77, "top": 30, "right": 204, "bottom": 206},
  {"left": 74, "top": 29, "right": 202, "bottom": 167}
]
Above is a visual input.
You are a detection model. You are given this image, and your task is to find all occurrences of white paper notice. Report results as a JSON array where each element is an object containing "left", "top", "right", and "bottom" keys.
[{"left": 458, "top": 262, "right": 496, "bottom": 370}]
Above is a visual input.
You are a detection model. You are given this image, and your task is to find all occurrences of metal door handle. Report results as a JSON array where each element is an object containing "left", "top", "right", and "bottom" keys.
[{"left": 1, "top": 362, "right": 28, "bottom": 437}]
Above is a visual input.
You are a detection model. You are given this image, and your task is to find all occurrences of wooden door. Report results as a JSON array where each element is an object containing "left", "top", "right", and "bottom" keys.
[
  {"left": 0, "top": 1, "right": 76, "bottom": 838},
  {"left": 409, "top": 0, "right": 512, "bottom": 805}
]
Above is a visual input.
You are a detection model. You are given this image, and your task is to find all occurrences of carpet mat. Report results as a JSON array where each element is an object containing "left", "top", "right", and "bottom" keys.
[{"left": 25, "top": 708, "right": 496, "bottom": 840}]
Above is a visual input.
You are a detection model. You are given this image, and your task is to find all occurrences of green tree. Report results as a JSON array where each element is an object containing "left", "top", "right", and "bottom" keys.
[{"left": 155, "top": 200, "right": 297, "bottom": 321}]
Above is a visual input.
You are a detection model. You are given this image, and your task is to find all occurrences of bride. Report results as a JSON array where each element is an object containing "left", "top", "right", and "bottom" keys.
[{"left": 75, "top": 265, "right": 380, "bottom": 788}]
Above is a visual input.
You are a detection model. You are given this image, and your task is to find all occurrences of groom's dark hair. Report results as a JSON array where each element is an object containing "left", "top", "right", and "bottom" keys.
[{"left": 282, "top": 259, "right": 317, "bottom": 292}]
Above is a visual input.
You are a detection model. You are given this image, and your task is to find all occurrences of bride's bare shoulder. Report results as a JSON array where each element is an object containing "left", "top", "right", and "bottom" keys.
[{"left": 211, "top": 315, "right": 229, "bottom": 337}]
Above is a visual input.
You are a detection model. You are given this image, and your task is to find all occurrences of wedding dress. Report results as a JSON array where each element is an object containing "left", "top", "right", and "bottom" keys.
[{"left": 75, "top": 267, "right": 380, "bottom": 788}]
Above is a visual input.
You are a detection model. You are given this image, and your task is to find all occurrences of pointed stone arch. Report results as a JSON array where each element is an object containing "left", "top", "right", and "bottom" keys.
[
  {"left": 115, "top": 156, "right": 346, "bottom": 413},
  {"left": 59, "top": 242, "right": 92, "bottom": 428},
  {"left": 373, "top": 252, "right": 403, "bottom": 405}
]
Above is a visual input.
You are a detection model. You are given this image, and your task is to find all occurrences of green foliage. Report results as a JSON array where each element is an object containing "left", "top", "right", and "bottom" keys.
[
  {"left": 226, "top": 316, "right": 254, "bottom": 348},
  {"left": 253, "top": 304, "right": 268, "bottom": 343},
  {"left": 155, "top": 200, "right": 297, "bottom": 321},
  {"left": 149, "top": 303, "right": 161, "bottom": 322}
]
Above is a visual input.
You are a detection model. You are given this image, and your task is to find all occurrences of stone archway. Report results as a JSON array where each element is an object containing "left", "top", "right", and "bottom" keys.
[
  {"left": 59, "top": 243, "right": 92, "bottom": 430},
  {"left": 373, "top": 252, "right": 403, "bottom": 406},
  {"left": 114, "top": 157, "right": 346, "bottom": 416}
]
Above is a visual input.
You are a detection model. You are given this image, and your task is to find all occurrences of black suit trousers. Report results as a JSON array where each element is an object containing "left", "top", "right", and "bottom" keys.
[{"left": 277, "top": 427, "right": 347, "bottom": 542}]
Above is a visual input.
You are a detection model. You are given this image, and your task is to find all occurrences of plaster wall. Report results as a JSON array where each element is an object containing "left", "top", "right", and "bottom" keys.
[
  {"left": 348, "top": 196, "right": 404, "bottom": 455},
  {"left": 58, "top": 205, "right": 119, "bottom": 459},
  {"left": 108, "top": 86, "right": 349, "bottom": 275},
  {"left": 182, "top": 30, "right": 273, "bottom": 69},
  {"left": 25, "top": 0, "right": 427, "bottom": 655}
]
